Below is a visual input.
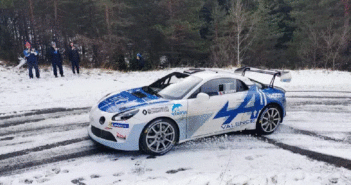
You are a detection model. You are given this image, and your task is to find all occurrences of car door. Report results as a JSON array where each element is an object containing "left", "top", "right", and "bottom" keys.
[{"left": 186, "top": 78, "right": 249, "bottom": 138}]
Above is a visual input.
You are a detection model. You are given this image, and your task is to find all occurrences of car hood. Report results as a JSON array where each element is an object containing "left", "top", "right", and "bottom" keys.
[{"left": 98, "top": 87, "right": 169, "bottom": 113}]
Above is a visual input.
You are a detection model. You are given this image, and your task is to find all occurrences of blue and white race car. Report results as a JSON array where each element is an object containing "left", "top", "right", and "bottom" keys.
[{"left": 88, "top": 67, "right": 292, "bottom": 155}]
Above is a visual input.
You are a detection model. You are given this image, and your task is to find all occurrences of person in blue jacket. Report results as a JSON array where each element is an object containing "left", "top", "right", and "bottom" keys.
[
  {"left": 50, "top": 42, "right": 64, "bottom": 77},
  {"left": 23, "top": 41, "right": 40, "bottom": 79},
  {"left": 69, "top": 42, "right": 80, "bottom": 74}
]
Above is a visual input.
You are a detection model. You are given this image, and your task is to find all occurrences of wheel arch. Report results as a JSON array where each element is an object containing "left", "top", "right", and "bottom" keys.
[
  {"left": 255, "top": 102, "right": 284, "bottom": 135},
  {"left": 261, "top": 102, "right": 284, "bottom": 122}
]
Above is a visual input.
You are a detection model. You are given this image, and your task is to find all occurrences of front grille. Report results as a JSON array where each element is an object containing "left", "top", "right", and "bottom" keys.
[{"left": 91, "top": 125, "right": 117, "bottom": 142}]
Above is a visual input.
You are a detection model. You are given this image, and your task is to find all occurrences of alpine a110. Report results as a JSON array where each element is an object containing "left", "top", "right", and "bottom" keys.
[{"left": 88, "top": 67, "right": 292, "bottom": 155}]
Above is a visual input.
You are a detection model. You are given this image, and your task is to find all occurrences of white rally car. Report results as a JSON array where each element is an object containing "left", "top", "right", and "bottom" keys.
[{"left": 88, "top": 67, "right": 292, "bottom": 155}]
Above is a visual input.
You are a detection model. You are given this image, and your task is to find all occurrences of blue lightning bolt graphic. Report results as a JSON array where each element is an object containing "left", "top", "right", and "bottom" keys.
[{"left": 213, "top": 88, "right": 262, "bottom": 125}]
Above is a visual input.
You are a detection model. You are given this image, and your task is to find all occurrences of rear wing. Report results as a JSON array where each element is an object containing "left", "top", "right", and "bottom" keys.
[{"left": 234, "top": 67, "right": 291, "bottom": 88}]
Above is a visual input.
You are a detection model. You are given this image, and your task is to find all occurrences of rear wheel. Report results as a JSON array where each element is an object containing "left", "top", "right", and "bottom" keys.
[
  {"left": 256, "top": 105, "right": 281, "bottom": 135},
  {"left": 140, "top": 118, "right": 178, "bottom": 155}
]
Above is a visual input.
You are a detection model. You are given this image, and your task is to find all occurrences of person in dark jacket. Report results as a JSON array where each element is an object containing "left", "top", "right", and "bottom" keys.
[
  {"left": 137, "top": 53, "right": 145, "bottom": 70},
  {"left": 50, "top": 42, "right": 64, "bottom": 77},
  {"left": 23, "top": 41, "right": 40, "bottom": 79},
  {"left": 68, "top": 42, "right": 80, "bottom": 74}
]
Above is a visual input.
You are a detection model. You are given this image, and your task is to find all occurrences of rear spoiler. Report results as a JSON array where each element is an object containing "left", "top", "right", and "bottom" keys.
[{"left": 234, "top": 67, "right": 291, "bottom": 88}]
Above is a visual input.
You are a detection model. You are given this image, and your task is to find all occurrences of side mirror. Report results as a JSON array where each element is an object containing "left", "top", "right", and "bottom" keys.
[{"left": 196, "top": 92, "right": 210, "bottom": 102}]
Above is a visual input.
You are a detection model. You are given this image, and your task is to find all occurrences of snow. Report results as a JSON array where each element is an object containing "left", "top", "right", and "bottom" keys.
[{"left": 0, "top": 65, "right": 351, "bottom": 185}]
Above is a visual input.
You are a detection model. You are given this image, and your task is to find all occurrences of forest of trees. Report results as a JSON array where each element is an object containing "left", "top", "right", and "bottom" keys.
[{"left": 1, "top": 0, "right": 351, "bottom": 71}]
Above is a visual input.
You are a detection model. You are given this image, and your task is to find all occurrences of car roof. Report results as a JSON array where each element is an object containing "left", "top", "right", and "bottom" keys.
[{"left": 189, "top": 69, "right": 254, "bottom": 86}]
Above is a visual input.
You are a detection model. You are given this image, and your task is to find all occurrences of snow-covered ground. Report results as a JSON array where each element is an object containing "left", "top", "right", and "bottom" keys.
[{"left": 0, "top": 64, "right": 351, "bottom": 185}]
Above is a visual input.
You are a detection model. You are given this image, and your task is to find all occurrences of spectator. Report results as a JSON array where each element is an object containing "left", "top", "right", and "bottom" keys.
[
  {"left": 50, "top": 42, "right": 64, "bottom": 77},
  {"left": 23, "top": 41, "right": 40, "bottom": 79},
  {"left": 137, "top": 53, "right": 144, "bottom": 70},
  {"left": 68, "top": 42, "right": 80, "bottom": 74}
]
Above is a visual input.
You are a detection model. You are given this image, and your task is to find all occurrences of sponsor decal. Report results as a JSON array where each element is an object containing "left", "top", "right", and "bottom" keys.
[
  {"left": 142, "top": 106, "right": 169, "bottom": 115},
  {"left": 147, "top": 106, "right": 169, "bottom": 114},
  {"left": 105, "top": 127, "right": 112, "bottom": 130},
  {"left": 221, "top": 119, "right": 255, "bottom": 129},
  {"left": 111, "top": 122, "right": 129, "bottom": 128},
  {"left": 116, "top": 132, "right": 127, "bottom": 140},
  {"left": 171, "top": 104, "right": 187, "bottom": 116},
  {"left": 267, "top": 93, "right": 283, "bottom": 99}
]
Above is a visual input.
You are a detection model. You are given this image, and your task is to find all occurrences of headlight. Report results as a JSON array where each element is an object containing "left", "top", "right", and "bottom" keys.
[{"left": 112, "top": 109, "right": 139, "bottom": 121}]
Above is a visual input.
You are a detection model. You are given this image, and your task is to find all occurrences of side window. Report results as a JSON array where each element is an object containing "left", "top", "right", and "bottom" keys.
[
  {"left": 189, "top": 78, "right": 249, "bottom": 99},
  {"left": 199, "top": 79, "right": 224, "bottom": 96}
]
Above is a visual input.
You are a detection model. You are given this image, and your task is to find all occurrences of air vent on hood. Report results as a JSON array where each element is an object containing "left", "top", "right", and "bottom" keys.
[{"left": 131, "top": 91, "right": 147, "bottom": 98}]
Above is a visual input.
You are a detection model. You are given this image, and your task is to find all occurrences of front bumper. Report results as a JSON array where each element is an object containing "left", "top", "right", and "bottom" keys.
[
  {"left": 88, "top": 124, "right": 145, "bottom": 151},
  {"left": 88, "top": 107, "right": 145, "bottom": 151}
]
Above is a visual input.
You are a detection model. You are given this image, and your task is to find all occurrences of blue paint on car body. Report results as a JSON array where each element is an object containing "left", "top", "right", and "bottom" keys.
[
  {"left": 98, "top": 87, "right": 169, "bottom": 113},
  {"left": 214, "top": 86, "right": 263, "bottom": 125}
]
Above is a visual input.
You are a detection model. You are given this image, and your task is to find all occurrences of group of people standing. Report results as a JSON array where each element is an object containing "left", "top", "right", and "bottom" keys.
[{"left": 23, "top": 41, "right": 80, "bottom": 79}]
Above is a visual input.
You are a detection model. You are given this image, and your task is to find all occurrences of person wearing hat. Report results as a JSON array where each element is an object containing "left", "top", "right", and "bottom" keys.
[
  {"left": 68, "top": 42, "right": 80, "bottom": 74},
  {"left": 50, "top": 42, "right": 64, "bottom": 77},
  {"left": 137, "top": 53, "right": 145, "bottom": 70},
  {"left": 23, "top": 41, "right": 40, "bottom": 79}
]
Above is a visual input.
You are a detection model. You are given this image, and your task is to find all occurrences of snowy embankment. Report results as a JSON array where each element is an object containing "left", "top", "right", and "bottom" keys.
[{"left": 0, "top": 64, "right": 351, "bottom": 185}]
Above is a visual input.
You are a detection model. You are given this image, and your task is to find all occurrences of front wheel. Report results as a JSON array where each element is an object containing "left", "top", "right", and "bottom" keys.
[
  {"left": 256, "top": 105, "right": 282, "bottom": 135},
  {"left": 140, "top": 118, "right": 178, "bottom": 155}
]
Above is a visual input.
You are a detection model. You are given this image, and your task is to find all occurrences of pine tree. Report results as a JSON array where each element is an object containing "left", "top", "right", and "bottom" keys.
[{"left": 286, "top": 0, "right": 349, "bottom": 69}]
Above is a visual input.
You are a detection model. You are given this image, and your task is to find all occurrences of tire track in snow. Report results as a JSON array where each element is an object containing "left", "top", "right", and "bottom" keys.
[
  {"left": 0, "top": 137, "right": 90, "bottom": 161},
  {"left": 287, "top": 96, "right": 351, "bottom": 99},
  {"left": 0, "top": 149, "right": 100, "bottom": 176},
  {"left": 0, "top": 111, "right": 89, "bottom": 128},
  {"left": 257, "top": 136, "right": 351, "bottom": 170},
  {"left": 0, "top": 144, "right": 139, "bottom": 177},
  {"left": 0, "top": 118, "right": 46, "bottom": 128},
  {"left": 287, "top": 90, "right": 351, "bottom": 93},
  {"left": 0, "top": 122, "right": 89, "bottom": 137},
  {"left": 280, "top": 125, "right": 351, "bottom": 144},
  {"left": 288, "top": 101, "right": 351, "bottom": 106},
  {"left": 0, "top": 107, "right": 90, "bottom": 120}
]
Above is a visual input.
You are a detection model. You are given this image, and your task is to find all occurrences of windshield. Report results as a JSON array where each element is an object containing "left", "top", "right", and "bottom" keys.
[{"left": 158, "top": 76, "right": 202, "bottom": 100}]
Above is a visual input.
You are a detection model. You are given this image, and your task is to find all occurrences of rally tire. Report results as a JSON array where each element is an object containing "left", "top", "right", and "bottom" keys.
[
  {"left": 140, "top": 118, "right": 178, "bottom": 155},
  {"left": 256, "top": 105, "right": 282, "bottom": 135}
]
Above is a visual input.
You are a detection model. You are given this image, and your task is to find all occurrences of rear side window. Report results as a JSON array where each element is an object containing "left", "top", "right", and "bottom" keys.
[{"left": 189, "top": 78, "right": 248, "bottom": 98}]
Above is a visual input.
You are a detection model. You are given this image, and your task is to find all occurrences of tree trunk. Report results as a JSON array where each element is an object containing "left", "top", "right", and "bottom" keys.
[
  {"left": 105, "top": 4, "right": 111, "bottom": 40},
  {"left": 28, "top": 0, "right": 37, "bottom": 47}
]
